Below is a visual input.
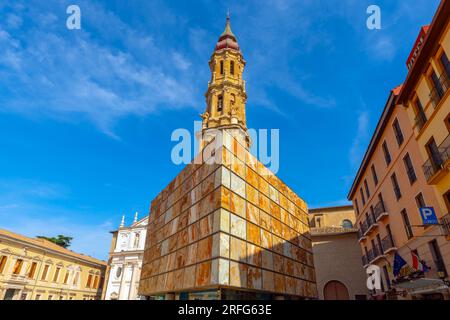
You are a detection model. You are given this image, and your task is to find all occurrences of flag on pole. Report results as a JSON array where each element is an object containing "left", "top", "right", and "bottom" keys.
[
  {"left": 411, "top": 252, "right": 429, "bottom": 273},
  {"left": 393, "top": 253, "right": 407, "bottom": 277}
]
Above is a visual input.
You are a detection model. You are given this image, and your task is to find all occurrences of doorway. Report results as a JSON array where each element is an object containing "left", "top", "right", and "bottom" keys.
[{"left": 323, "top": 280, "right": 350, "bottom": 300}]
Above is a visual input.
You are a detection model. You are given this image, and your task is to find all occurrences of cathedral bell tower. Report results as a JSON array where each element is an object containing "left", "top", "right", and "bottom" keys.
[{"left": 200, "top": 14, "right": 250, "bottom": 149}]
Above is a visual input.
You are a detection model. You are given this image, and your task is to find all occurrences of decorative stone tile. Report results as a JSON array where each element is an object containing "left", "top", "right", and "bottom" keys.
[
  {"left": 260, "top": 229, "right": 272, "bottom": 249},
  {"left": 273, "top": 253, "right": 284, "bottom": 273},
  {"left": 188, "top": 222, "right": 199, "bottom": 243},
  {"left": 186, "top": 242, "right": 197, "bottom": 266},
  {"left": 230, "top": 192, "right": 246, "bottom": 218},
  {"left": 220, "top": 166, "right": 231, "bottom": 189},
  {"left": 246, "top": 202, "right": 259, "bottom": 224},
  {"left": 178, "top": 212, "right": 189, "bottom": 231},
  {"left": 258, "top": 194, "right": 270, "bottom": 214},
  {"left": 230, "top": 213, "right": 246, "bottom": 240},
  {"left": 284, "top": 258, "right": 294, "bottom": 276},
  {"left": 246, "top": 184, "right": 259, "bottom": 205},
  {"left": 219, "top": 233, "right": 230, "bottom": 258},
  {"left": 183, "top": 265, "right": 196, "bottom": 289},
  {"left": 274, "top": 273, "right": 285, "bottom": 293},
  {"left": 270, "top": 201, "right": 281, "bottom": 220},
  {"left": 177, "top": 229, "right": 188, "bottom": 249},
  {"left": 231, "top": 155, "right": 245, "bottom": 179},
  {"left": 269, "top": 185, "right": 279, "bottom": 203},
  {"left": 230, "top": 236, "right": 247, "bottom": 261},
  {"left": 259, "top": 210, "right": 271, "bottom": 231},
  {"left": 197, "top": 236, "right": 212, "bottom": 262},
  {"left": 211, "top": 258, "right": 230, "bottom": 285},
  {"left": 199, "top": 214, "right": 213, "bottom": 238},
  {"left": 261, "top": 249, "right": 274, "bottom": 270},
  {"left": 285, "top": 276, "right": 296, "bottom": 295},
  {"left": 272, "top": 219, "right": 282, "bottom": 237},
  {"left": 262, "top": 270, "right": 275, "bottom": 292},
  {"left": 156, "top": 273, "right": 167, "bottom": 292},
  {"left": 259, "top": 177, "right": 269, "bottom": 197},
  {"left": 176, "top": 247, "right": 187, "bottom": 269},
  {"left": 188, "top": 204, "right": 199, "bottom": 225},
  {"left": 247, "top": 222, "right": 260, "bottom": 245},
  {"left": 247, "top": 266, "right": 262, "bottom": 290},
  {"left": 247, "top": 243, "right": 262, "bottom": 267},
  {"left": 229, "top": 261, "right": 247, "bottom": 288},
  {"left": 212, "top": 233, "right": 220, "bottom": 258},
  {"left": 174, "top": 269, "right": 184, "bottom": 290},
  {"left": 245, "top": 167, "right": 259, "bottom": 188},
  {"left": 221, "top": 187, "right": 231, "bottom": 211},
  {"left": 167, "top": 252, "right": 176, "bottom": 271},
  {"left": 161, "top": 239, "right": 169, "bottom": 256},
  {"left": 166, "top": 271, "right": 175, "bottom": 291},
  {"left": 195, "top": 261, "right": 211, "bottom": 287},
  {"left": 230, "top": 172, "right": 246, "bottom": 198}
]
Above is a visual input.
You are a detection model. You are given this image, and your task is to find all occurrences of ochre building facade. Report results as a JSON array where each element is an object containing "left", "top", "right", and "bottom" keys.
[{"left": 0, "top": 228, "right": 106, "bottom": 300}]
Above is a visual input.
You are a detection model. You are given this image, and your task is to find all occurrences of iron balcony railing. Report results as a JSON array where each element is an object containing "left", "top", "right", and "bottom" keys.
[
  {"left": 359, "top": 220, "right": 368, "bottom": 239},
  {"left": 366, "top": 213, "right": 377, "bottom": 230},
  {"left": 430, "top": 71, "right": 450, "bottom": 107},
  {"left": 423, "top": 134, "right": 450, "bottom": 181},
  {"left": 441, "top": 213, "right": 450, "bottom": 236},
  {"left": 381, "top": 235, "right": 396, "bottom": 253},
  {"left": 362, "top": 254, "right": 368, "bottom": 267},
  {"left": 373, "top": 200, "right": 387, "bottom": 220}
]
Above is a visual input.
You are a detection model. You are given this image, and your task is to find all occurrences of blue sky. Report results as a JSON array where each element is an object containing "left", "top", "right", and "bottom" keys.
[{"left": 0, "top": 0, "right": 441, "bottom": 260}]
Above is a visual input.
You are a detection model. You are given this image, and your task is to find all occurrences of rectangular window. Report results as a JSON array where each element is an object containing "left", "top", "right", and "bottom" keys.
[
  {"left": 41, "top": 265, "right": 49, "bottom": 281},
  {"left": 440, "top": 51, "right": 450, "bottom": 78},
  {"left": 230, "top": 61, "right": 235, "bottom": 75},
  {"left": 48, "top": 295, "right": 53, "bottom": 300},
  {"left": 63, "top": 271, "right": 69, "bottom": 284},
  {"left": 415, "top": 193, "right": 426, "bottom": 210},
  {"left": 382, "top": 141, "right": 392, "bottom": 166},
  {"left": 371, "top": 165, "right": 379, "bottom": 186},
  {"left": 53, "top": 267, "right": 61, "bottom": 282},
  {"left": 73, "top": 272, "right": 79, "bottom": 286},
  {"left": 429, "top": 240, "right": 447, "bottom": 277},
  {"left": 426, "top": 137, "right": 444, "bottom": 169},
  {"left": 378, "top": 193, "right": 386, "bottom": 212},
  {"left": 220, "top": 61, "right": 224, "bottom": 75},
  {"left": 403, "top": 153, "right": 417, "bottom": 184},
  {"left": 393, "top": 119, "right": 404, "bottom": 146},
  {"left": 28, "top": 262, "right": 37, "bottom": 279},
  {"left": 391, "top": 173, "right": 402, "bottom": 200},
  {"left": 0, "top": 256, "right": 7, "bottom": 274},
  {"left": 86, "top": 274, "right": 93, "bottom": 288},
  {"left": 217, "top": 95, "right": 223, "bottom": 112},
  {"left": 401, "top": 209, "right": 413, "bottom": 239},
  {"left": 93, "top": 275, "right": 99, "bottom": 289},
  {"left": 414, "top": 98, "right": 427, "bottom": 130},
  {"left": 431, "top": 70, "right": 445, "bottom": 99},
  {"left": 35, "top": 294, "right": 41, "bottom": 300},
  {"left": 364, "top": 180, "right": 370, "bottom": 199},
  {"left": 360, "top": 188, "right": 366, "bottom": 206},
  {"left": 12, "top": 259, "right": 23, "bottom": 275}
]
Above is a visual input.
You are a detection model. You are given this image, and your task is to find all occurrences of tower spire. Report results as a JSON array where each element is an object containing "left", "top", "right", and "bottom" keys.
[
  {"left": 120, "top": 215, "right": 125, "bottom": 228},
  {"left": 134, "top": 211, "right": 138, "bottom": 223}
]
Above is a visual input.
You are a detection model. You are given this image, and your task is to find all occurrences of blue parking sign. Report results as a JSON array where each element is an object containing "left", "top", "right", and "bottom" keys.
[{"left": 419, "top": 207, "right": 439, "bottom": 225}]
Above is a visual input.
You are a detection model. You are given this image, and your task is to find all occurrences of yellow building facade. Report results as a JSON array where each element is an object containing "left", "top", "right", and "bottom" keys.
[{"left": 0, "top": 228, "right": 106, "bottom": 300}]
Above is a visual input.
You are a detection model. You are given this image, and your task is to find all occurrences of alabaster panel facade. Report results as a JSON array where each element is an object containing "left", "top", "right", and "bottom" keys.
[{"left": 139, "top": 131, "right": 317, "bottom": 299}]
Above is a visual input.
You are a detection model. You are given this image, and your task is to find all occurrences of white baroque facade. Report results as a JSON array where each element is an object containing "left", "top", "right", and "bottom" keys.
[{"left": 103, "top": 213, "right": 148, "bottom": 300}]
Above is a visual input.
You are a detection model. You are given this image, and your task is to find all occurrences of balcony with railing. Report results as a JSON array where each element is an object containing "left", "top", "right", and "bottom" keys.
[
  {"left": 358, "top": 221, "right": 368, "bottom": 242},
  {"left": 441, "top": 213, "right": 450, "bottom": 240},
  {"left": 364, "top": 213, "right": 378, "bottom": 236},
  {"left": 381, "top": 235, "right": 397, "bottom": 255},
  {"left": 369, "top": 244, "right": 384, "bottom": 263},
  {"left": 373, "top": 200, "right": 388, "bottom": 222},
  {"left": 422, "top": 134, "right": 450, "bottom": 184},
  {"left": 429, "top": 71, "right": 450, "bottom": 108},
  {"left": 362, "top": 254, "right": 369, "bottom": 267}
]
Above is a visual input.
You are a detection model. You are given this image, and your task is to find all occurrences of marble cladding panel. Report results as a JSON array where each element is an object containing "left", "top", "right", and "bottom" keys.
[{"left": 141, "top": 133, "right": 316, "bottom": 298}]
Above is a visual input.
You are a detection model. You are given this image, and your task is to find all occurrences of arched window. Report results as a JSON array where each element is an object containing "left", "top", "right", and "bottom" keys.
[
  {"left": 230, "top": 61, "right": 235, "bottom": 75},
  {"left": 217, "top": 95, "right": 223, "bottom": 112},
  {"left": 342, "top": 219, "right": 353, "bottom": 229},
  {"left": 220, "top": 61, "right": 224, "bottom": 75}
]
